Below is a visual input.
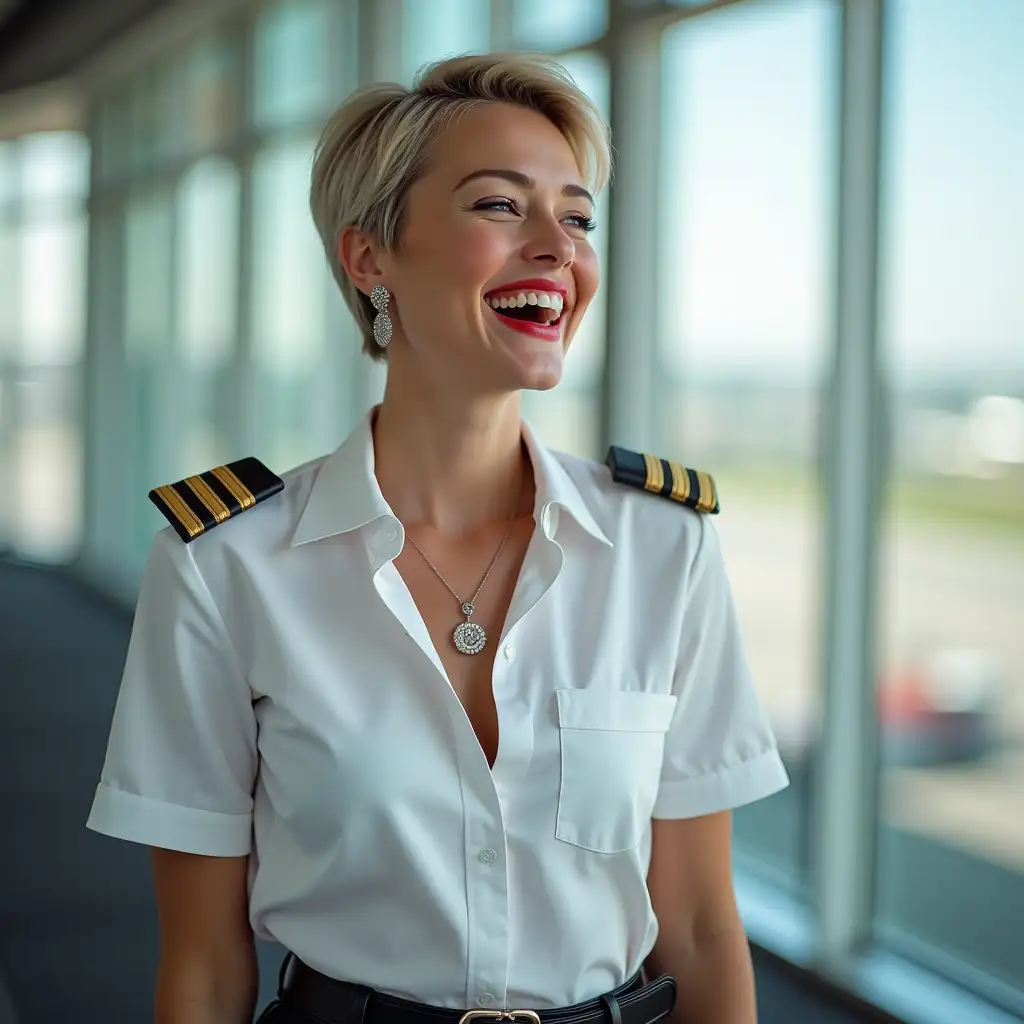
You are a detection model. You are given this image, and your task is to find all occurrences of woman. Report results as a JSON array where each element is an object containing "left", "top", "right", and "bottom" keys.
[{"left": 87, "top": 54, "right": 788, "bottom": 1024}]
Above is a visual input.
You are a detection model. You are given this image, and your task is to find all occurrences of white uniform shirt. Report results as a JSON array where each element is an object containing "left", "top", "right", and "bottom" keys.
[{"left": 87, "top": 411, "right": 789, "bottom": 1009}]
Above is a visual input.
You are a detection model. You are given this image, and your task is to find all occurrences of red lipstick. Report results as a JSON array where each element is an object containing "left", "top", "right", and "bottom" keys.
[{"left": 484, "top": 278, "right": 568, "bottom": 298}]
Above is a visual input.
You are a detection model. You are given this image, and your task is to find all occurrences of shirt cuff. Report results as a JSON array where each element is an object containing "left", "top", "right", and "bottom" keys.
[
  {"left": 86, "top": 783, "right": 253, "bottom": 856},
  {"left": 652, "top": 747, "right": 790, "bottom": 819}
]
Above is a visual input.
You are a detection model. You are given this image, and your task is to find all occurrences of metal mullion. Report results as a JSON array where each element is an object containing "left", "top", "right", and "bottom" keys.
[
  {"left": 600, "top": 2, "right": 663, "bottom": 452},
  {"left": 233, "top": 12, "right": 258, "bottom": 458},
  {"left": 79, "top": 103, "right": 105, "bottom": 571},
  {"left": 813, "top": 0, "right": 887, "bottom": 976},
  {"left": 0, "top": 147, "right": 23, "bottom": 553}
]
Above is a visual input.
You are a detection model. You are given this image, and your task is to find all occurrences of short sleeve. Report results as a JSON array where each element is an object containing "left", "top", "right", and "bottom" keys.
[
  {"left": 86, "top": 529, "right": 257, "bottom": 856},
  {"left": 653, "top": 515, "right": 789, "bottom": 819}
]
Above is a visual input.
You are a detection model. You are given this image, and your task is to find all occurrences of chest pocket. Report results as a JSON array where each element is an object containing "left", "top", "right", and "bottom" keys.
[{"left": 555, "top": 689, "right": 678, "bottom": 854}]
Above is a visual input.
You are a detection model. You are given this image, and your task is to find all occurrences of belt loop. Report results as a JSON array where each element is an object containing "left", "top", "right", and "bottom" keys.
[
  {"left": 600, "top": 994, "right": 623, "bottom": 1024},
  {"left": 278, "top": 951, "right": 295, "bottom": 996},
  {"left": 346, "top": 983, "right": 372, "bottom": 1024}
]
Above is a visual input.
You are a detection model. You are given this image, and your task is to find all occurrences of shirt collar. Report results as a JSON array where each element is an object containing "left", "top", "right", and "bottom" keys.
[
  {"left": 291, "top": 412, "right": 392, "bottom": 546},
  {"left": 291, "top": 409, "right": 612, "bottom": 548},
  {"left": 520, "top": 420, "right": 612, "bottom": 548}
]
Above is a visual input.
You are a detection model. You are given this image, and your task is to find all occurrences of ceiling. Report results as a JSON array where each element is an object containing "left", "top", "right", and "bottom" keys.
[{"left": 0, "top": 0, "right": 167, "bottom": 95}]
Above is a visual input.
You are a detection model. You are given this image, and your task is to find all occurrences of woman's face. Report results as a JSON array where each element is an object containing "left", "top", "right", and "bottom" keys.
[{"left": 368, "top": 102, "right": 600, "bottom": 394}]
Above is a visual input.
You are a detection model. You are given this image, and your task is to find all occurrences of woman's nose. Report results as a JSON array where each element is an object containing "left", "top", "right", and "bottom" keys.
[{"left": 523, "top": 217, "right": 575, "bottom": 268}]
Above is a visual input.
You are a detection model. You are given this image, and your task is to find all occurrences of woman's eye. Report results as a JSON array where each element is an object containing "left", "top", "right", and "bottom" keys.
[
  {"left": 565, "top": 214, "right": 597, "bottom": 233},
  {"left": 471, "top": 200, "right": 595, "bottom": 233},
  {"left": 475, "top": 198, "right": 519, "bottom": 214}
]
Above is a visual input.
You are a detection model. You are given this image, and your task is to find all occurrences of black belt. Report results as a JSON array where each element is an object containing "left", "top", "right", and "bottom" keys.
[{"left": 276, "top": 956, "right": 677, "bottom": 1024}]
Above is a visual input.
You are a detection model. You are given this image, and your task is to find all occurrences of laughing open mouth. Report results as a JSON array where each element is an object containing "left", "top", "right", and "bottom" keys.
[{"left": 485, "top": 288, "right": 565, "bottom": 327}]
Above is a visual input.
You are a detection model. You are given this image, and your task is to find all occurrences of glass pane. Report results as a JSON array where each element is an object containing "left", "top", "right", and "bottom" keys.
[
  {"left": 250, "top": 138, "right": 330, "bottom": 467},
  {"left": 0, "top": 224, "right": 16, "bottom": 351},
  {"left": 9, "top": 366, "right": 82, "bottom": 562},
  {"left": 520, "top": 50, "right": 610, "bottom": 460},
  {"left": 184, "top": 31, "right": 241, "bottom": 151},
  {"left": 130, "top": 67, "right": 177, "bottom": 170},
  {"left": 20, "top": 215, "right": 87, "bottom": 365},
  {"left": 124, "top": 190, "right": 174, "bottom": 361},
  {"left": 0, "top": 141, "right": 17, "bottom": 205},
  {"left": 253, "top": 0, "right": 331, "bottom": 129},
  {"left": 19, "top": 132, "right": 90, "bottom": 206},
  {"left": 659, "top": 0, "right": 836, "bottom": 886},
  {"left": 176, "top": 157, "right": 241, "bottom": 472},
  {"left": 177, "top": 158, "right": 240, "bottom": 370},
  {"left": 877, "top": 0, "right": 1024, "bottom": 1003},
  {"left": 96, "top": 93, "right": 131, "bottom": 181},
  {"left": 403, "top": 0, "right": 490, "bottom": 81},
  {"left": 512, "top": 0, "right": 607, "bottom": 51}
]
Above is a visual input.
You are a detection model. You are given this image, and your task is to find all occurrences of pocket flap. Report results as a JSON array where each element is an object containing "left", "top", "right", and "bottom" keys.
[{"left": 556, "top": 689, "right": 678, "bottom": 733}]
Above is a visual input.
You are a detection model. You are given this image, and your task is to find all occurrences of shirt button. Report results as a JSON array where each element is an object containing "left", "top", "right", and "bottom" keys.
[
  {"left": 478, "top": 994, "right": 494, "bottom": 1006},
  {"left": 503, "top": 644, "right": 515, "bottom": 662},
  {"left": 479, "top": 848, "right": 498, "bottom": 863},
  {"left": 382, "top": 522, "right": 398, "bottom": 542}
]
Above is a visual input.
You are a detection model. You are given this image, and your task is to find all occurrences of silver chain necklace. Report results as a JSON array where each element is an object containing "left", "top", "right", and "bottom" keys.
[{"left": 403, "top": 507, "right": 517, "bottom": 656}]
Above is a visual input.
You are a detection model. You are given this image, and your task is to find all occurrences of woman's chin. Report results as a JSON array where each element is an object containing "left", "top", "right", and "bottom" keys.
[{"left": 512, "top": 350, "right": 565, "bottom": 393}]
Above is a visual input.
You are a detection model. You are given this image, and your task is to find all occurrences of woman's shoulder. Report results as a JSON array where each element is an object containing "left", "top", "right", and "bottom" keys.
[
  {"left": 148, "top": 451, "right": 331, "bottom": 563},
  {"left": 543, "top": 442, "right": 721, "bottom": 565}
]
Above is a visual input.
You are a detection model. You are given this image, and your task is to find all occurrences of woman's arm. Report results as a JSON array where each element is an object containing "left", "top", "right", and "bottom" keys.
[
  {"left": 151, "top": 848, "right": 259, "bottom": 1024},
  {"left": 645, "top": 812, "right": 758, "bottom": 1024}
]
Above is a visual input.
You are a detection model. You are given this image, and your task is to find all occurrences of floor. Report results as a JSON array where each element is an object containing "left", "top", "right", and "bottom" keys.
[{"left": 0, "top": 558, "right": 891, "bottom": 1024}]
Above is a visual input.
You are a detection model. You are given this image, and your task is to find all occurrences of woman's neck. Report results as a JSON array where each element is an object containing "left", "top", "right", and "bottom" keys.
[{"left": 371, "top": 377, "right": 533, "bottom": 538}]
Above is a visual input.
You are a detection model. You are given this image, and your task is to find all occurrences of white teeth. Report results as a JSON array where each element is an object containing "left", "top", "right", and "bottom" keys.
[{"left": 485, "top": 290, "right": 566, "bottom": 314}]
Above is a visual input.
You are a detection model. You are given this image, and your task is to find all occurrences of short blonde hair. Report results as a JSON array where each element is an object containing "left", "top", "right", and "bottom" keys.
[{"left": 310, "top": 53, "right": 612, "bottom": 360}]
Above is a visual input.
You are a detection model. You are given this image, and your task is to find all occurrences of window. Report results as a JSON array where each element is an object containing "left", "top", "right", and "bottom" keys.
[
  {"left": 250, "top": 139, "right": 336, "bottom": 469},
  {"left": 253, "top": 0, "right": 331, "bottom": 130},
  {"left": 876, "top": 0, "right": 1024, "bottom": 1007},
  {"left": 512, "top": 0, "right": 608, "bottom": 51},
  {"left": 1, "top": 133, "right": 89, "bottom": 562},
  {"left": 176, "top": 157, "right": 241, "bottom": 471},
  {"left": 403, "top": 0, "right": 490, "bottom": 80},
  {"left": 183, "top": 31, "right": 242, "bottom": 153},
  {"left": 659, "top": 0, "right": 837, "bottom": 887}
]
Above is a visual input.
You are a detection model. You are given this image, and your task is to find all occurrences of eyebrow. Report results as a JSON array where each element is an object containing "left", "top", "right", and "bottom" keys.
[{"left": 453, "top": 168, "right": 594, "bottom": 206}]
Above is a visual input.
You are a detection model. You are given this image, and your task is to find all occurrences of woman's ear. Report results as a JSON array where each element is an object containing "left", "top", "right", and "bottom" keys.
[{"left": 338, "top": 226, "right": 387, "bottom": 298}]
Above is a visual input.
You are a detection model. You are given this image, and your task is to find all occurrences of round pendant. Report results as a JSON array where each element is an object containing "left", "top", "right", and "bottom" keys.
[{"left": 453, "top": 620, "right": 487, "bottom": 655}]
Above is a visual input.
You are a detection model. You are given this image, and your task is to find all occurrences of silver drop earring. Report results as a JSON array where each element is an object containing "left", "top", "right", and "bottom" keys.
[{"left": 370, "top": 285, "right": 392, "bottom": 349}]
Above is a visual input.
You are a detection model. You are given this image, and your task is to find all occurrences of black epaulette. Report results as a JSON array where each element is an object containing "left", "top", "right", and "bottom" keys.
[
  {"left": 149, "top": 457, "right": 284, "bottom": 543},
  {"left": 606, "top": 446, "right": 720, "bottom": 514}
]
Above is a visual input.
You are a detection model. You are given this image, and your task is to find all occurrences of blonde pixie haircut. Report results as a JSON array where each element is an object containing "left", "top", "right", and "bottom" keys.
[{"left": 310, "top": 53, "right": 612, "bottom": 360}]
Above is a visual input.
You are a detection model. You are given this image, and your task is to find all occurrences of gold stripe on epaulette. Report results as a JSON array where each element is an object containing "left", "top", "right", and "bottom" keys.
[
  {"left": 154, "top": 484, "right": 203, "bottom": 538},
  {"left": 211, "top": 464, "right": 256, "bottom": 508},
  {"left": 667, "top": 460, "right": 689, "bottom": 503},
  {"left": 184, "top": 474, "right": 231, "bottom": 523},
  {"left": 643, "top": 452, "right": 664, "bottom": 494},
  {"left": 696, "top": 471, "right": 717, "bottom": 513}
]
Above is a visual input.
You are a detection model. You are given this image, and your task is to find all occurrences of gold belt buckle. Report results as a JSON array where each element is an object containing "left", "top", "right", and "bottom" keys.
[{"left": 459, "top": 1011, "right": 542, "bottom": 1024}]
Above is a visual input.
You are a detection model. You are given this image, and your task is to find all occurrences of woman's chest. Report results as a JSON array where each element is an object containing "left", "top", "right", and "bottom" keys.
[{"left": 233, "top": 538, "right": 682, "bottom": 844}]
